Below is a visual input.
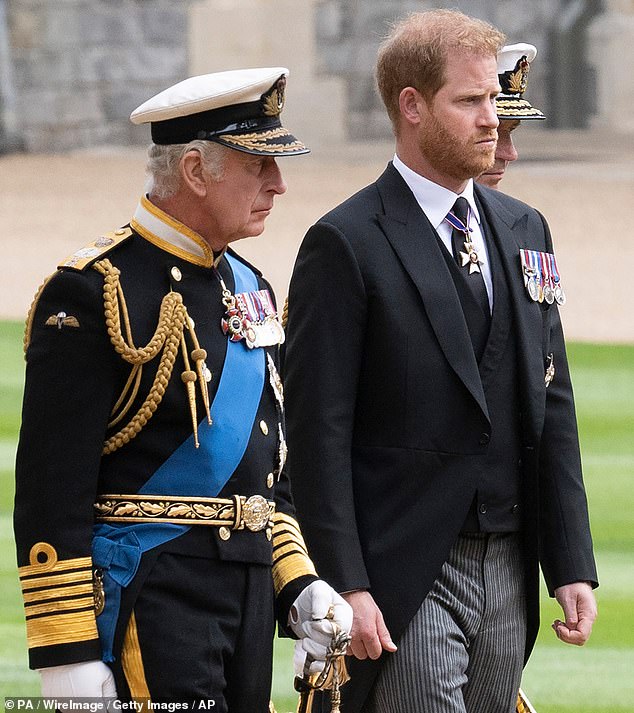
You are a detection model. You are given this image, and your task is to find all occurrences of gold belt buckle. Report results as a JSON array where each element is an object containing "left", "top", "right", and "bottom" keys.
[{"left": 241, "top": 495, "right": 271, "bottom": 532}]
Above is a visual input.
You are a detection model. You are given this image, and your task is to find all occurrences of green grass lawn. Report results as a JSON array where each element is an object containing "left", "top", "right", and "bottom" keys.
[{"left": 1, "top": 321, "right": 632, "bottom": 711}]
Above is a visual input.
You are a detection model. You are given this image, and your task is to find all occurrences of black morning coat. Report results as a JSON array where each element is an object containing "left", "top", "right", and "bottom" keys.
[{"left": 284, "top": 163, "right": 598, "bottom": 712}]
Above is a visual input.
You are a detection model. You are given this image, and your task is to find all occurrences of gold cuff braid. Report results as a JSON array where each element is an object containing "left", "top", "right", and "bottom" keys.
[
  {"left": 271, "top": 512, "right": 317, "bottom": 595},
  {"left": 19, "top": 544, "right": 98, "bottom": 650}
]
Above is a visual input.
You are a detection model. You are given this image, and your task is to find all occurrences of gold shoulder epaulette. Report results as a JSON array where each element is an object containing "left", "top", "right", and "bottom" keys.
[{"left": 58, "top": 227, "right": 133, "bottom": 272}]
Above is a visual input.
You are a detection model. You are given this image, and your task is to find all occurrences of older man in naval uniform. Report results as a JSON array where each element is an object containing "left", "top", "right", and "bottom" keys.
[
  {"left": 14, "top": 68, "right": 351, "bottom": 712},
  {"left": 478, "top": 43, "right": 546, "bottom": 189}
]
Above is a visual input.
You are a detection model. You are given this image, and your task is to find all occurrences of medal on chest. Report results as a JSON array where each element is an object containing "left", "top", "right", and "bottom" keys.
[
  {"left": 218, "top": 275, "right": 285, "bottom": 348},
  {"left": 520, "top": 249, "right": 566, "bottom": 305}
]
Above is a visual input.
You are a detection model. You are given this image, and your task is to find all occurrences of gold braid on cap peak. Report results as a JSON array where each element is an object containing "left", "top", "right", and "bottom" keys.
[{"left": 93, "top": 258, "right": 210, "bottom": 454}]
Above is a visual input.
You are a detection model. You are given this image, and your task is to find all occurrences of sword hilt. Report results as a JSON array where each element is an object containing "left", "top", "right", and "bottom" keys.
[{"left": 294, "top": 622, "right": 352, "bottom": 713}]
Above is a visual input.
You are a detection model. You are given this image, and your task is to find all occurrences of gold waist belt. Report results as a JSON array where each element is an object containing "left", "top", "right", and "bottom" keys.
[{"left": 94, "top": 493, "right": 275, "bottom": 532}]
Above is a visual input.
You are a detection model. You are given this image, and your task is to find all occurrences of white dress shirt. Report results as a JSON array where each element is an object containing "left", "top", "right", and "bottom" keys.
[{"left": 392, "top": 154, "right": 493, "bottom": 311}]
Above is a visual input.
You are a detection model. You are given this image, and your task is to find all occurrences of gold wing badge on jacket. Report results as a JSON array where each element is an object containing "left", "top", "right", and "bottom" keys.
[{"left": 45, "top": 311, "right": 80, "bottom": 330}]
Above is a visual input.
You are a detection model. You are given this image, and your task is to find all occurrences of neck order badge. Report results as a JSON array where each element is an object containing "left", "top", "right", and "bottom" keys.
[{"left": 446, "top": 198, "right": 483, "bottom": 274}]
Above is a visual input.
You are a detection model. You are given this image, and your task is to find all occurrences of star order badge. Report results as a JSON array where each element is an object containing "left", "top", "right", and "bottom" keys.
[
  {"left": 459, "top": 241, "right": 483, "bottom": 274},
  {"left": 445, "top": 201, "right": 483, "bottom": 275}
]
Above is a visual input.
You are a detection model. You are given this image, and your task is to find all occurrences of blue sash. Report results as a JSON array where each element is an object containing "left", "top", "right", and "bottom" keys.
[{"left": 93, "top": 253, "right": 266, "bottom": 661}]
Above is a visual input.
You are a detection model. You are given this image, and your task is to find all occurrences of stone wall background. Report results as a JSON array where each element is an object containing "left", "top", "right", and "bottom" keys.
[
  {"left": 1, "top": 0, "right": 191, "bottom": 152},
  {"left": 0, "top": 0, "right": 633, "bottom": 152},
  {"left": 314, "top": 0, "right": 603, "bottom": 139}
]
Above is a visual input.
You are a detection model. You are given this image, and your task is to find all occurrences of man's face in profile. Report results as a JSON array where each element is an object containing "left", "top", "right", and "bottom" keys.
[{"left": 477, "top": 119, "right": 520, "bottom": 189}]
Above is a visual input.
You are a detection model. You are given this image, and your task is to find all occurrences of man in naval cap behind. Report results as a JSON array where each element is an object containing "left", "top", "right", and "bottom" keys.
[
  {"left": 478, "top": 43, "right": 546, "bottom": 188},
  {"left": 14, "top": 67, "right": 352, "bottom": 711}
]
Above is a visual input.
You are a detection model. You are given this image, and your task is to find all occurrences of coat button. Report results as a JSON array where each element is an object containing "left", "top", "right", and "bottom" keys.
[
  {"left": 259, "top": 420, "right": 269, "bottom": 435},
  {"left": 479, "top": 503, "right": 488, "bottom": 514},
  {"left": 266, "top": 473, "right": 274, "bottom": 488},
  {"left": 512, "top": 504, "right": 520, "bottom": 515},
  {"left": 218, "top": 527, "right": 231, "bottom": 541},
  {"left": 479, "top": 433, "right": 490, "bottom": 445},
  {"left": 171, "top": 266, "right": 182, "bottom": 282}
]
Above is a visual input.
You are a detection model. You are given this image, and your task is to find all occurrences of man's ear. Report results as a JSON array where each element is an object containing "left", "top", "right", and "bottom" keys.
[
  {"left": 180, "top": 150, "right": 207, "bottom": 197},
  {"left": 398, "top": 87, "right": 425, "bottom": 127}
]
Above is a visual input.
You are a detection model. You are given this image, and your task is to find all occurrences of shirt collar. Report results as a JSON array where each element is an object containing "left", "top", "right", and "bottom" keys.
[
  {"left": 131, "top": 195, "right": 218, "bottom": 268},
  {"left": 392, "top": 154, "right": 481, "bottom": 231}
]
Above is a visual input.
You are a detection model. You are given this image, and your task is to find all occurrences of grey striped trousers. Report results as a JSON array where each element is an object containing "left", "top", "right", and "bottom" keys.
[{"left": 366, "top": 533, "right": 526, "bottom": 713}]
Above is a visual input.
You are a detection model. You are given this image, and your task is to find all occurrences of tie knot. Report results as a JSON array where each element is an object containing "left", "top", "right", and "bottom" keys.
[{"left": 451, "top": 197, "right": 470, "bottom": 225}]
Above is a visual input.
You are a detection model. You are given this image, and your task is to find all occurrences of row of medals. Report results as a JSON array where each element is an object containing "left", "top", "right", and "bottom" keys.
[
  {"left": 520, "top": 250, "right": 566, "bottom": 306},
  {"left": 220, "top": 285, "right": 286, "bottom": 349},
  {"left": 524, "top": 267, "right": 566, "bottom": 305}
]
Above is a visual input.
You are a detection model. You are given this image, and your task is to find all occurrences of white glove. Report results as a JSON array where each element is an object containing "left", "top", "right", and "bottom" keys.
[
  {"left": 39, "top": 661, "right": 117, "bottom": 699},
  {"left": 293, "top": 638, "right": 330, "bottom": 677},
  {"left": 289, "top": 579, "right": 353, "bottom": 647}
]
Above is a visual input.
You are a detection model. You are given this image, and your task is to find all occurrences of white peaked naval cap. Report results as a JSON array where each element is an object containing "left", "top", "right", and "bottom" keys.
[
  {"left": 496, "top": 43, "right": 545, "bottom": 120},
  {"left": 130, "top": 67, "right": 309, "bottom": 155}
]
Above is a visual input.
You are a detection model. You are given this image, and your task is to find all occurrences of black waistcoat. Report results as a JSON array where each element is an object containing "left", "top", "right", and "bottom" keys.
[{"left": 439, "top": 207, "right": 523, "bottom": 532}]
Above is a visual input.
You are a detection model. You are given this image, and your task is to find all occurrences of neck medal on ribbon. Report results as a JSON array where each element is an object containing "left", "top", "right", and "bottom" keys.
[
  {"left": 519, "top": 249, "right": 566, "bottom": 305},
  {"left": 219, "top": 278, "right": 285, "bottom": 348},
  {"left": 445, "top": 204, "right": 483, "bottom": 274}
]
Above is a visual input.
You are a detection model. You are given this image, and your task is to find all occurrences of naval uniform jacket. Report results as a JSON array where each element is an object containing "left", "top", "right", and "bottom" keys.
[
  {"left": 14, "top": 197, "right": 316, "bottom": 674},
  {"left": 284, "top": 163, "right": 598, "bottom": 712}
]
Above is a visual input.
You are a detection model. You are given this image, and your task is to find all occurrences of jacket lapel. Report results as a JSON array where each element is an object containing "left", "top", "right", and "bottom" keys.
[
  {"left": 475, "top": 185, "right": 546, "bottom": 434},
  {"left": 376, "top": 164, "right": 489, "bottom": 421}
]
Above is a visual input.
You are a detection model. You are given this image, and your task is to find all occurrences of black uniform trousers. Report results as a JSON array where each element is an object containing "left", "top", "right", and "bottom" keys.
[{"left": 110, "top": 537, "right": 275, "bottom": 713}]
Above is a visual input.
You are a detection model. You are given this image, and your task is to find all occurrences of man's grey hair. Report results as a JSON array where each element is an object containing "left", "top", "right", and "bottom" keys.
[{"left": 146, "top": 140, "right": 228, "bottom": 200}]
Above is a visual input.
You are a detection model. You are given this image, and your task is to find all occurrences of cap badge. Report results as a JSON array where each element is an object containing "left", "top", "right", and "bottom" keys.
[
  {"left": 262, "top": 76, "right": 286, "bottom": 117},
  {"left": 507, "top": 56, "right": 530, "bottom": 95}
]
